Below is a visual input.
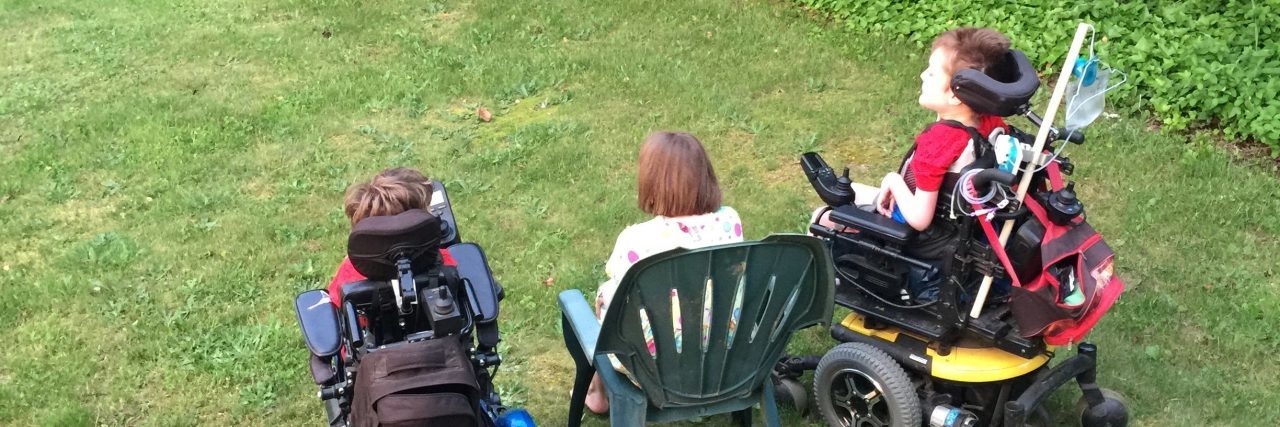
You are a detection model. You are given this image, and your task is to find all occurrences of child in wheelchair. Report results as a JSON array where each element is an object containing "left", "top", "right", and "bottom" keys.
[
  {"left": 802, "top": 25, "right": 1123, "bottom": 351},
  {"left": 812, "top": 28, "right": 1014, "bottom": 303},
  {"left": 326, "top": 168, "right": 458, "bottom": 308},
  {"left": 815, "top": 28, "right": 1011, "bottom": 238},
  {"left": 794, "top": 26, "right": 1130, "bottom": 427},
  {"left": 295, "top": 167, "right": 520, "bottom": 426}
]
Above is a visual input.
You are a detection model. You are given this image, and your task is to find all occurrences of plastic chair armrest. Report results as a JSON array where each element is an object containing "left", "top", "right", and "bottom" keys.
[{"left": 558, "top": 289, "right": 601, "bottom": 365}]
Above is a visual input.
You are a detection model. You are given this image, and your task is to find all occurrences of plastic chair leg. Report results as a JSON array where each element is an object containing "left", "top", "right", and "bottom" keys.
[
  {"left": 566, "top": 364, "right": 593, "bottom": 427},
  {"left": 760, "top": 379, "right": 781, "bottom": 427},
  {"left": 732, "top": 408, "right": 752, "bottom": 426},
  {"left": 608, "top": 388, "right": 647, "bottom": 427}
]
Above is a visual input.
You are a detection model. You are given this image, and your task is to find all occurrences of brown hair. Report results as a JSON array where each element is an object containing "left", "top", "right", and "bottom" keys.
[
  {"left": 636, "top": 131, "right": 721, "bottom": 217},
  {"left": 344, "top": 167, "right": 434, "bottom": 226},
  {"left": 932, "top": 27, "right": 1011, "bottom": 75}
]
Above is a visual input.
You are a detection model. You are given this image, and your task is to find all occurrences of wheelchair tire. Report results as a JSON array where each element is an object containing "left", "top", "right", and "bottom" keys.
[
  {"left": 1075, "top": 388, "right": 1128, "bottom": 427},
  {"left": 773, "top": 376, "right": 810, "bottom": 416},
  {"left": 814, "top": 343, "right": 920, "bottom": 427}
]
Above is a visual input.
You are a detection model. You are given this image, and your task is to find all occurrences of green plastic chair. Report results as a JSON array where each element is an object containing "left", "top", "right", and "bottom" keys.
[{"left": 559, "top": 234, "right": 835, "bottom": 426}]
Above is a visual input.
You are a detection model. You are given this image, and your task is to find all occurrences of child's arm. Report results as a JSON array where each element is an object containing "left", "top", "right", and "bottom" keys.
[{"left": 878, "top": 172, "right": 938, "bottom": 231}]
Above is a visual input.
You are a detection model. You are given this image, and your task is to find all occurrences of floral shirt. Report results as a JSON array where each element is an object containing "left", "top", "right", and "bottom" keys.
[{"left": 596, "top": 206, "right": 744, "bottom": 322}]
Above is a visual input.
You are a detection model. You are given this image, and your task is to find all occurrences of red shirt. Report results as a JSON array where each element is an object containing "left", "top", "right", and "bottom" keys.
[
  {"left": 905, "top": 116, "right": 1007, "bottom": 192},
  {"left": 326, "top": 249, "right": 457, "bottom": 307}
]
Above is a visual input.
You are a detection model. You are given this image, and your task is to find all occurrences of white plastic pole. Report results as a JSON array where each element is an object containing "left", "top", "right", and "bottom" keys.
[{"left": 969, "top": 23, "right": 1092, "bottom": 319}]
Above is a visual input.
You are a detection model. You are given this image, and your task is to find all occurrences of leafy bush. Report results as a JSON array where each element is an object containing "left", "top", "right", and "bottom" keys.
[{"left": 797, "top": 0, "right": 1280, "bottom": 155}]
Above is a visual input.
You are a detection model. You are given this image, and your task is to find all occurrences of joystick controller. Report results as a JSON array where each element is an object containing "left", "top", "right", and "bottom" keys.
[{"left": 801, "top": 152, "right": 855, "bottom": 207}]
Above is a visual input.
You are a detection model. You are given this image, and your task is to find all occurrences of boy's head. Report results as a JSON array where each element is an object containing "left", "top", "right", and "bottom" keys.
[
  {"left": 344, "top": 167, "right": 433, "bottom": 226},
  {"left": 637, "top": 131, "right": 721, "bottom": 217},
  {"left": 919, "top": 27, "right": 1011, "bottom": 114}
]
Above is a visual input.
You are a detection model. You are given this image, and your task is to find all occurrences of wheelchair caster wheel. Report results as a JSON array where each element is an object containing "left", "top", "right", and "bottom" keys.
[
  {"left": 1076, "top": 388, "right": 1128, "bottom": 427},
  {"left": 773, "top": 377, "right": 809, "bottom": 416},
  {"left": 814, "top": 343, "right": 920, "bottom": 427}
]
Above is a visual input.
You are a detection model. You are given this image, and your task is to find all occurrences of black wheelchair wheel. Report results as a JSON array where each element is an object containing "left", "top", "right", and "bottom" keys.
[
  {"left": 773, "top": 376, "right": 810, "bottom": 416},
  {"left": 1076, "top": 388, "right": 1129, "bottom": 427},
  {"left": 814, "top": 343, "right": 920, "bottom": 427}
]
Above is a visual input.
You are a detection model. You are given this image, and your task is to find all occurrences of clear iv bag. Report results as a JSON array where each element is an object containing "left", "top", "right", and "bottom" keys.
[{"left": 1064, "top": 63, "right": 1111, "bottom": 132}]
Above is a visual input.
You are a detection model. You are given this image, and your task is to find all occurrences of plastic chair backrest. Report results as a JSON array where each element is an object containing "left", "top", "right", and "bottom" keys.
[{"left": 596, "top": 234, "right": 834, "bottom": 408}]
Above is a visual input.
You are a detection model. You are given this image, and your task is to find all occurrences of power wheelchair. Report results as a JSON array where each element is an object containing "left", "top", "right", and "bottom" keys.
[
  {"left": 771, "top": 49, "right": 1129, "bottom": 427},
  {"left": 294, "top": 181, "right": 513, "bottom": 426}
]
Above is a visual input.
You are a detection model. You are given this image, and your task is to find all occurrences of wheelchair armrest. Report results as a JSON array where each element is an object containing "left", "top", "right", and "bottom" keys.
[
  {"left": 294, "top": 290, "right": 341, "bottom": 358},
  {"left": 448, "top": 243, "right": 500, "bottom": 324},
  {"left": 828, "top": 205, "right": 916, "bottom": 245}
]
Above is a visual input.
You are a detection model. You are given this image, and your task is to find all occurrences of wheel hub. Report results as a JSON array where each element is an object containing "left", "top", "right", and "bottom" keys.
[{"left": 830, "top": 368, "right": 891, "bottom": 427}]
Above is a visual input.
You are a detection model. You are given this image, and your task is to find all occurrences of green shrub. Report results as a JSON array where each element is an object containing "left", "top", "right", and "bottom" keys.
[{"left": 797, "top": 0, "right": 1280, "bottom": 155}]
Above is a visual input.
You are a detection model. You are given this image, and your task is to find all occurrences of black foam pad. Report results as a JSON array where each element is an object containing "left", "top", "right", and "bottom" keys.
[
  {"left": 951, "top": 49, "right": 1040, "bottom": 117},
  {"left": 347, "top": 209, "right": 442, "bottom": 280}
]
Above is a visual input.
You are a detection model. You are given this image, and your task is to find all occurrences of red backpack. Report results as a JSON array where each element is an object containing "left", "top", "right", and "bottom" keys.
[{"left": 982, "top": 162, "right": 1126, "bottom": 346}]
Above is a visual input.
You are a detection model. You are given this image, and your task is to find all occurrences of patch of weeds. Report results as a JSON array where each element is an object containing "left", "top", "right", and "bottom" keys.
[
  {"left": 180, "top": 217, "right": 221, "bottom": 239},
  {"left": 176, "top": 187, "right": 232, "bottom": 214},
  {"left": 806, "top": 76, "right": 828, "bottom": 93},
  {"left": 537, "top": 91, "right": 573, "bottom": 109},
  {"left": 44, "top": 171, "right": 79, "bottom": 203},
  {"left": 238, "top": 381, "right": 278, "bottom": 409},
  {"left": 519, "top": 195, "right": 549, "bottom": 218},
  {"left": 37, "top": 405, "right": 94, "bottom": 427},
  {"left": 64, "top": 232, "right": 141, "bottom": 269},
  {"left": 469, "top": 28, "right": 495, "bottom": 46},
  {"left": 424, "top": 0, "right": 448, "bottom": 14},
  {"left": 496, "top": 78, "right": 553, "bottom": 106},
  {"left": 286, "top": 257, "right": 327, "bottom": 290},
  {"left": 441, "top": 176, "right": 495, "bottom": 196},
  {"left": 496, "top": 380, "right": 528, "bottom": 409},
  {"left": 274, "top": 223, "right": 322, "bottom": 246},
  {"left": 792, "top": 132, "right": 823, "bottom": 153},
  {"left": 474, "top": 121, "right": 582, "bottom": 167}
]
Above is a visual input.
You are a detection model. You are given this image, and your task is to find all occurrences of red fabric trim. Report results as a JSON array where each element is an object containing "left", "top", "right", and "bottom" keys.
[
  {"left": 1043, "top": 276, "right": 1125, "bottom": 345},
  {"left": 974, "top": 212, "right": 1022, "bottom": 288},
  {"left": 1046, "top": 160, "right": 1064, "bottom": 191}
]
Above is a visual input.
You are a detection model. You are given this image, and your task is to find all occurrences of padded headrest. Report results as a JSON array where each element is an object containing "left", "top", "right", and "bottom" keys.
[
  {"left": 347, "top": 209, "right": 442, "bottom": 281},
  {"left": 951, "top": 49, "right": 1040, "bottom": 117}
]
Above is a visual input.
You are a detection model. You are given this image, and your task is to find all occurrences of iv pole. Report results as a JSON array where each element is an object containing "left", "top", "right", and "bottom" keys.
[{"left": 969, "top": 23, "right": 1092, "bottom": 319}]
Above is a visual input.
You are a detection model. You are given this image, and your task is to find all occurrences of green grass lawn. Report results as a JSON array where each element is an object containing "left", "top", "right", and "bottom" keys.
[{"left": 2, "top": 0, "right": 1278, "bottom": 425}]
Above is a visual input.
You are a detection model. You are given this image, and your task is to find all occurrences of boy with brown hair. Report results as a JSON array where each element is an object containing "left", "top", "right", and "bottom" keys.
[
  {"left": 326, "top": 167, "right": 456, "bottom": 307},
  {"left": 866, "top": 27, "right": 1013, "bottom": 232}
]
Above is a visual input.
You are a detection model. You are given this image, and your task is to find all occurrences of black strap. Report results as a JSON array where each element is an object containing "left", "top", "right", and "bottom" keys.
[
  {"left": 933, "top": 119, "right": 990, "bottom": 161},
  {"left": 476, "top": 319, "right": 500, "bottom": 352}
]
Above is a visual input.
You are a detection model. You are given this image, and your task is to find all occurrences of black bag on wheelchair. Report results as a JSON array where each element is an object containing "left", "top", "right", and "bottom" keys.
[{"left": 350, "top": 335, "right": 485, "bottom": 427}]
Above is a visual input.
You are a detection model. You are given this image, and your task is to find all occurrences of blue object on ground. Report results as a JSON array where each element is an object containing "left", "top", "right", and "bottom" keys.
[{"left": 496, "top": 408, "right": 536, "bottom": 427}]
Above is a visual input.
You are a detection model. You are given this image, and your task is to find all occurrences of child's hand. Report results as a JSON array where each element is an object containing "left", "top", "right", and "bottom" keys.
[{"left": 875, "top": 173, "right": 898, "bottom": 216}]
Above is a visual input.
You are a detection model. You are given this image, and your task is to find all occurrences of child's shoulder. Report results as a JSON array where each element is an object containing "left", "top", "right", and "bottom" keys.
[
  {"left": 714, "top": 206, "right": 741, "bottom": 222},
  {"left": 915, "top": 121, "right": 972, "bottom": 146}
]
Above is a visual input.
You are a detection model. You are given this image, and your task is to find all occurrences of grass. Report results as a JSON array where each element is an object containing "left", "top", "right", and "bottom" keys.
[{"left": 1, "top": 0, "right": 1277, "bottom": 425}]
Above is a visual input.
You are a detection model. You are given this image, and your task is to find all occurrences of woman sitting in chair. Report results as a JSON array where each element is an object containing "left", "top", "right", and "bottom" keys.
[{"left": 587, "top": 131, "right": 744, "bottom": 414}]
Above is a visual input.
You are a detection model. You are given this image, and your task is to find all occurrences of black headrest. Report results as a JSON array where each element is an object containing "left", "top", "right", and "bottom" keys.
[
  {"left": 951, "top": 49, "right": 1040, "bottom": 117},
  {"left": 347, "top": 209, "right": 442, "bottom": 281}
]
